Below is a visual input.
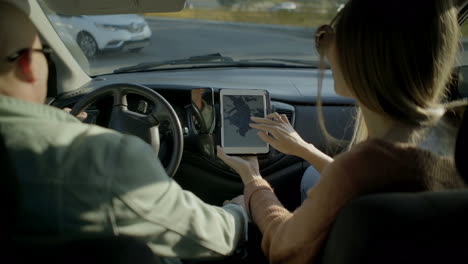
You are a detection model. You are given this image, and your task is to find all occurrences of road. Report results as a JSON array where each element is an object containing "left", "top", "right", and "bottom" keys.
[
  {"left": 88, "top": 17, "right": 317, "bottom": 75},
  {"left": 86, "top": 17, "right": 468, "bottom": 76}
]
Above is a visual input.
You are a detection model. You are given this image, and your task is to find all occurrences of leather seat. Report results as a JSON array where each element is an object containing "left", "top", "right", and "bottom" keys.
[
  {"left": 319, "top": 107, "right": 468, "bottom": 264},
  {"left": 0, "top": 133, "right": 161, "bottom": 264}
]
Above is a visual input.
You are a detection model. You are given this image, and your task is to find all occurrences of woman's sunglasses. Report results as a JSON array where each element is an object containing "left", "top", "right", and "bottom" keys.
[
  {"left": 314, "top": 12, "right": 341, "bottom": 56},
  {"left": 5, "top": 45, "right": 53, "bottom": 65},
  {"left": 315, "top": 24, "right": 334, "bottom": 56}
]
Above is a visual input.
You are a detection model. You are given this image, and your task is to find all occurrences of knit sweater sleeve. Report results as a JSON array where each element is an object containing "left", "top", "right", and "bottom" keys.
[
  {"left": 242, "top": 140, "right": 423, "bottom": 264},
  {"left": 243, "top": 155, "right": 361, "bottom": 264}
]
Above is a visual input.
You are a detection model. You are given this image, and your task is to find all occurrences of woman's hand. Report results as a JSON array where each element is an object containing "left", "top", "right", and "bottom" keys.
[
  {"left": 217, "top": 146, "right": 262, "bottom": 184},
  {"left": 250, "top": 112, "right": 309, "bottom": 157}
]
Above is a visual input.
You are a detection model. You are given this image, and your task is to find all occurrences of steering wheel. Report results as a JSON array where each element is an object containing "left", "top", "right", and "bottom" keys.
[{"left": 70, "top": 83, "right": 184, "bottom": 177}]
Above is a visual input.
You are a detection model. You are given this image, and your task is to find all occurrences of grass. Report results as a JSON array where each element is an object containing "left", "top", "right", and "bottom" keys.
[
  {"left": 146, "top": 8, "right": 336, "bottom": 28},
  {"left": 148, "top": 8, "right": 468, "bottom": 37}
]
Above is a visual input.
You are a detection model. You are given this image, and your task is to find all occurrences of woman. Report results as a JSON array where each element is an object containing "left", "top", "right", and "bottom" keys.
[{"left": 217, "top": 0, "right": 467, "bottom": 263}]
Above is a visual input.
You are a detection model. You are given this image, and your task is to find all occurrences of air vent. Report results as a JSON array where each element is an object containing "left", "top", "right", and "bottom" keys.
[
  {"left": 275, "top": 109, "right": 294, "bottom": 124},
  {"left": 271, "top": 101, "right": 295, "bottom": 125}
]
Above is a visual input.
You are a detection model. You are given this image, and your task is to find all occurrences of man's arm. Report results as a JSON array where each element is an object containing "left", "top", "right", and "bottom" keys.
[{"left": 110, "top": 135, "right": 248, "bottom": 259}]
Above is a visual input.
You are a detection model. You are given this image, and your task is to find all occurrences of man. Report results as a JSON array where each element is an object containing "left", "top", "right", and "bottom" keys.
[{"left": 0, "top": 2, "right": 247, "bottom": 261}]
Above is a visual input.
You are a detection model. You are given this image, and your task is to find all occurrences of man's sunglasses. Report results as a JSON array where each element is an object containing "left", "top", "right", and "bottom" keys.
[{"left": 5, "top": 45, "right": 53, "bottom": 65}]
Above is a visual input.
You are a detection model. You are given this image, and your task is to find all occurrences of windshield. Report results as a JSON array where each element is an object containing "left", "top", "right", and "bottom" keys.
[
  {"left": 39, "top": 0, "right": 343, "bottom": 76},
  {"left": 39, "top": 1, "right": 468, "bottom": 76}
]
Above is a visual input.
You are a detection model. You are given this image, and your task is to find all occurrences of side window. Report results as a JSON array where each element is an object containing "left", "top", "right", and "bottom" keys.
[
  {"left": 458, "top": 22, "right": 468, "bottom": 98},
  {"left": 463, "top": 22, "right": 468, "bottom": 64},
  {"left": 459, "top": 66, "right": 468, "bottom": 98}
]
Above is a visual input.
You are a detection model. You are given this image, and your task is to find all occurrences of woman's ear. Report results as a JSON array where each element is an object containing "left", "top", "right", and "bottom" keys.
[{"left": 17, "top": 52, "right": 35, "bottom": 83}]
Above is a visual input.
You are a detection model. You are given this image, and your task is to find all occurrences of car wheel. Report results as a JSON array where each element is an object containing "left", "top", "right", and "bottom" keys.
[
  {"left": 77, "top": 32, "right": 98, "bottom": 58},
  {"left": 129, "top": 48, "right": 144, "bottom": 53}
]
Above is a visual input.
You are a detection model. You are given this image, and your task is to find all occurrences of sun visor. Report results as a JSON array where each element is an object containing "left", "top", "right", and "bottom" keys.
[
  {"left": 2, "top": 0, "right": 31, "bottom": 13},
  {"left": 41, "top": 0, "right": 186, "bottom": 15}
]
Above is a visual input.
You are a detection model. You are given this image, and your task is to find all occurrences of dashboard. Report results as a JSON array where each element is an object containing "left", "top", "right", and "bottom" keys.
[
  {"left": 50, "top": 67, "right": 355, "bottom": 207},
  {"left": 56, "top": 85, "right": 300, "bottom": 163}
]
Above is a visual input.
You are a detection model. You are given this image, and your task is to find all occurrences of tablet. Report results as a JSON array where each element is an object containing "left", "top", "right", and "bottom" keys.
[{"left": 220, "top": 89, "right": 269, "bottom": 154}]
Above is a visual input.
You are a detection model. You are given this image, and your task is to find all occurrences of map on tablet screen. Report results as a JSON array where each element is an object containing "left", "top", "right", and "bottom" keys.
[
  {"left": 223, "top": 95, "right": 265, "bottom": 148},
  {"left": 220, "top": 89, "right": 269, "bottom": 154}
]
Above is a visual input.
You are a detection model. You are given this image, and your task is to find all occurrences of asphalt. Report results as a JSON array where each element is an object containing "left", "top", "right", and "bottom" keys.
[{"left": 87, "top": 17, "right": 318, "bottom": 75}]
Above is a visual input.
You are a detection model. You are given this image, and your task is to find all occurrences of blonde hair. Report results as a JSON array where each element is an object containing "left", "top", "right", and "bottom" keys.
[{"left": 317, "top": 0, "right": 467, "bottom": 149}]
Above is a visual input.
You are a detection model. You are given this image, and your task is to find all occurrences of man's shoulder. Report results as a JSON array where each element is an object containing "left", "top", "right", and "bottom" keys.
[
  {"left": 41, "top": 121, "right": 125, "bottom": 156},
  {"left": 60, "top": 125, "right": 163, "bottom": 183},
  {"left": 70, "top": 123, "right": 123, "bottom": 147},
  {"left": 68, "top": 124, "right": 151, "bottom": 160}
]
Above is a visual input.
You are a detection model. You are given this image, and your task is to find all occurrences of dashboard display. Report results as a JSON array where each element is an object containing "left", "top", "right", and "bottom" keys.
[{"left": 191, "top": 88, "right": 215, "bottom": 134}]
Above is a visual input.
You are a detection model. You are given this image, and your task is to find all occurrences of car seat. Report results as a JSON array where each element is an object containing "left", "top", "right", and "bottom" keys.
[
  {"left": 319, "top": 107, "right": 468, "bottom": 264},
  {"left": 0, "top": 133, "right": 162, "bottom": 264}
]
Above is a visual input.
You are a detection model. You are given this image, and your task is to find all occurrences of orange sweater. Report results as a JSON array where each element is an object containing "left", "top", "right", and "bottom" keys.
[{"left": 244, "top": 139, "right": 465, "bottom": 264}]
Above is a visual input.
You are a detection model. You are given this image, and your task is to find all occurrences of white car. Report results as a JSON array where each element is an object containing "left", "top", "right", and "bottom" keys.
[
  {"left": 49, "top": 14, "right": 152, "bottom": 58},
  {"left": 271, "top": 2, "right": 297, "bottom": 12}
]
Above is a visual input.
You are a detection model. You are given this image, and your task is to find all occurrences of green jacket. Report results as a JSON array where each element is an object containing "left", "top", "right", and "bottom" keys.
[{"left": 0, "top": 95, "right": 247, "bottom": 260}]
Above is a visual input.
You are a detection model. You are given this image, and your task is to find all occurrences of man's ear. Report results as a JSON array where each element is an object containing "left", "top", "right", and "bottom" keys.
[{"left": 17, "top": 52, "right": 35, "bottom": 83}]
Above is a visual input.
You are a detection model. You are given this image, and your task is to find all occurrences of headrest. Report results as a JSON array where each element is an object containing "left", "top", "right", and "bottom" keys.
[{"left": 1, "top": 0, "right": 30, "bottom": 14}]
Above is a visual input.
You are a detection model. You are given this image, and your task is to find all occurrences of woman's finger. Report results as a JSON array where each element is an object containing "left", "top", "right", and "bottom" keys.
[
  {"left": 251, "top": 116, "right": 278, "bottom": 126},
  {"left": 280, "top": 114, "right": 289, "bottom": 124},
  {"left": 217, "top": 146, "right": 230, "bottom": 161},
  {"left": 257, "top": 131, "right": 277, "bottom": 145},
  {"left": 249, "top": 123, "right": 280, "bottom": 135},
  {"left": 217, "top": 146, "right": 242, "bottom": 165},
  {"left": 266, "top": 112, "right": 281, "bottom": 120}
]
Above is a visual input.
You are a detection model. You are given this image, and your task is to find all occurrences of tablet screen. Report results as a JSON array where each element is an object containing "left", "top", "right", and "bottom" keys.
[{"left": 222, "top": 93, "right": 268, "bottom": 152}]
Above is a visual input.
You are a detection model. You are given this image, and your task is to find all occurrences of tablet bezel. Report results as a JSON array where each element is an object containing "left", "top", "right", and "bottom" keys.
[{"left": 220, "top": 89, "right": 270, "bottom": 155}]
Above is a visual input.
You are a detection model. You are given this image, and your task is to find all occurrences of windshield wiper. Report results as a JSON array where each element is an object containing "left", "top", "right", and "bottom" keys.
[
  {"left": 114, "top": 53, "right": 235, "bottom": 73},
  {"left": 238, "top": 58, "right": 320, "bottom": 67},
  {"left": 113, "top": 55, "right": 322, "bottom": 74}
]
